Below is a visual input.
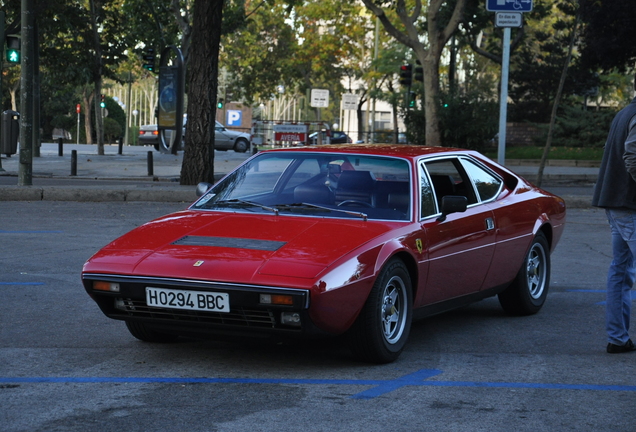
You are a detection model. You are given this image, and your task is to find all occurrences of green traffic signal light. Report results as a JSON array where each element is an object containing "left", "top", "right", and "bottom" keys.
[
  {"left": 217, "top": 99, "right": 224, "bottom": 109},
  {"left": 6, "top": 36, "right": 20, "bottom": 64},
  {"left": 6, "top": 48, "right": 19, "bottom": 63}
]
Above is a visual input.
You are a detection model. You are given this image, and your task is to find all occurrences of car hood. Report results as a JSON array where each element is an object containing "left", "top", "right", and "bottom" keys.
[{"left": 83, "top": 210, "right": 396, "bottom": 285}]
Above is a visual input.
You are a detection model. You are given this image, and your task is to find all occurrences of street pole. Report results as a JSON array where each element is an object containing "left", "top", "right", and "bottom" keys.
[
  {"left": 497, "top": 27, "right": 511, "bottom": 166},
  {"left": 0, "top": 11, "right": 5, "bottom": 173},
  {"left": 18, "top": 0, "right": 34, "bottom": 186}
]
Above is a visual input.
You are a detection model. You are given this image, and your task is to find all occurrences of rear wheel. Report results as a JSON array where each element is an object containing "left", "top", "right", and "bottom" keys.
[
  {"left": 349, "top": 258, "right": 412, "bottom": 363},
  {"left": 498, "top": 232, "right": 550, "bottom": 315},
  {"left": 233, "top": 138, "right": 249, "bottom": 153},
  {"left": 125, "top": 321, "right": 179, "bottom": 343}
]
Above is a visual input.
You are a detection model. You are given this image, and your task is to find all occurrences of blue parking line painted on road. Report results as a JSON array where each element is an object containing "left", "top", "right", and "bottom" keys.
[
  {"left": 0, "top": 282, "right": 44, "bottom": 286},
  {"left": 566, "top": 289, "right": 606, "bottom": 293},
  {"left": 0, "top": 230, "right": 63, "bottom": 233},
  {"left": 565, "top": 288, "right": 636, "bottom": 306},
  {"left": 2, "top": 369, "right": 635, "bottom": 399}
]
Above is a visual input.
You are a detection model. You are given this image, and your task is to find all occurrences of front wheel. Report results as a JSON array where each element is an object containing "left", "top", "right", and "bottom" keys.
[
  {"left": 498, "top": 231, "right": 550, "bottom": 315},
  {"left": 233, "top": 138, "right": 249, "bottom": 153},
  {"left": 348, "top": 258, "right": 412, "bottom": 363}
]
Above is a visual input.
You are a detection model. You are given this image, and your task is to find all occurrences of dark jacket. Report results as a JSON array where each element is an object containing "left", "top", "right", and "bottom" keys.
[{"left": 592, "top": 97, "right": 636, "bottom": 209}]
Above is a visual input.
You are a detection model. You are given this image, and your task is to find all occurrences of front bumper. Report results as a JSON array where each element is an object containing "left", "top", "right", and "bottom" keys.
[{"left": 82, "top": 273, "right": 329, "bottom": 338}]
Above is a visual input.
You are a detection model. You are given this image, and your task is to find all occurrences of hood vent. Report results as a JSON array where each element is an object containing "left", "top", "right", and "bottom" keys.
[{"left": 173, "top": 235, "right": 286, "bottom": 251}]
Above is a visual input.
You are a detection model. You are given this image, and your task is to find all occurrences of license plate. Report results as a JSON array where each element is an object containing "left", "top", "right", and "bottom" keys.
[{"left": 146, "top": 287, "right": 229, "bottom": 313}]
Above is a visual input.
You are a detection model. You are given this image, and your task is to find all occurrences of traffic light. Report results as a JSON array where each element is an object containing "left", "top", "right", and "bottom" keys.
[
  {"left": 399, "top": 64, "right": 412, "bottom": 87},
  {"left": 409, "top": 91, "right": 416, "bottom": 108},
  {"left": 5, "top": 36, "right": 20, "bottom": 64},
  {"left": 100, "top": 94, "right": 106, "bottom": 108},
  {"left": 217, "top": 98, "right": 224, "bottom": 109},
  {"left": 142, "top": 48, "right": 155, "bottom": 72},
  {"left": 414, "top": 66, "right": 423, "bottom": 82}
]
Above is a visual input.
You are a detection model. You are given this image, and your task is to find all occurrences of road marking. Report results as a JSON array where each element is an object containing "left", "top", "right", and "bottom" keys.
[
  {"left": 0, "top": 230, "right": 63, "bottom": 233},
  {"left": 0, "top": 282, "right": 44, "bottom": 285},
  {"left": 1, "top": 369, "right": 635, "bottom": 399}
]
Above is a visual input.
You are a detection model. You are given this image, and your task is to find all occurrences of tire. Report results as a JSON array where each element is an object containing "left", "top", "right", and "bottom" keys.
[
  {"left": 156, "top": 137, "right": 170, "bottom": 154},
  {"left": 349, "top": 258, "right": 413, "bottom": 363},
  {"left": 233, "top": 138, "right": 249, "bottom": 153},
  {"left": 125, "top": 320, "right": 179, "bottom": 343},
  {"left": 498, "top": 231, "right": 550, "bottom": 316}
]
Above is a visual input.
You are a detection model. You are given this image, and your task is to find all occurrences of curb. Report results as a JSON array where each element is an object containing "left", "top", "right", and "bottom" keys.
[
  {"left": 0, "top": 185, "right": 593, "bottom": 209},
  {"left": 0, "top": 185, "right": 197, "bottom": 202}
]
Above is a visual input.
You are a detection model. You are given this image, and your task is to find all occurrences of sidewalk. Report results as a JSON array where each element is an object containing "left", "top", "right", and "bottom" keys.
[
  {"left": 0, "top": 143, "right": 251, "bottom": 202},
  {"left": 0, "top": 143, "right": 597, "bottom": 207}
]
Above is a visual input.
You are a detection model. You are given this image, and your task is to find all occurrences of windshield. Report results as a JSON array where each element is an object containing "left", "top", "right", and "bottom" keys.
[{"left": 192, "top": 152, "right": 412, "bottom": 221}]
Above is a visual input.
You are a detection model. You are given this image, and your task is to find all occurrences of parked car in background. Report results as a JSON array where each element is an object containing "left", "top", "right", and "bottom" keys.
[
  {"left": 139, "top": 119, "right": 250, "bottom": 153},
  {"left": 83, "top": 144, "right": 566, "bottom": 363},
  {"left": 308, "top": 130, "right": 352, "bottom": 144}
]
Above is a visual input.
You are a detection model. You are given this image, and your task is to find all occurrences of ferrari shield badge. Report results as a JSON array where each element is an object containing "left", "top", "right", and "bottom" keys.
[
  {"left": 415, "top": 239, "right": 423, "bottom": 254},
  {"left": 193, "top": 260, "right": 204, "bottom": 267}
]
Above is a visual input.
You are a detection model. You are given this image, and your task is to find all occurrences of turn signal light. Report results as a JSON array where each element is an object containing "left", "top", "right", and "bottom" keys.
[
  {"left": 259, "top": 294, "right": 293, "bottom": 305},
  {"left": 93, "top": 281, "right": 120, "bottom": 292}
]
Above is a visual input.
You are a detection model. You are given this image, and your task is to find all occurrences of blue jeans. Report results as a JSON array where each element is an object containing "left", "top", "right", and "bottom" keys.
[{"left": 605, "top": 209, "right": 636, "bottom": 345}]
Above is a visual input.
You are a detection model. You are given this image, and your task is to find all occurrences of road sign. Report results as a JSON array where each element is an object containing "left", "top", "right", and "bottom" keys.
[
  {"left": 495, "top": 12, "right": 523, "bottom": 27},
  {"left": 486, "top": 0, "right": 532, "bottom": 12},
  {"left": 226, "top": 110, "right": 242, "bottom": 127},
  {"left": 310, "top": 89, "right": 329, "bottom": 108},
  {"left": 273, "top": 124, "right": 308, "bottom": 142},
  {"left": 342, "top": 93, "right": 358, "bottom": 110}
]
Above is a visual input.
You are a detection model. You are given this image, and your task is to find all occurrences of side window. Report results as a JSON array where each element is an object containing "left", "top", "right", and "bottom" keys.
[
  {"left": 424, "top": 158, "right": 477, "bottom": 208},
  {"left": 461, "top": 159, "right": 503, "bottom": 202},
  {"left": 419, "top": 164, "right": 436, "bottom": 218}
]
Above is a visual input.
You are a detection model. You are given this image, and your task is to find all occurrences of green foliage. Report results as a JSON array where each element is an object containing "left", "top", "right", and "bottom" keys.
[
  {"left": 404, "top": 90, "right": 498, "bottom": 151},
  {"left": 51, "top": 114, "right": 76, "bottom": 132},
  {"left": 484, "top": 146, "right": 604, "bottom": 160},
  {"left": 535, "top": 105, "right": 617, "bottom": 148},
  {"left": 103, "top": 117, "right": 123, "bottom": 143},
  {"left": 104, "top": 97, "right": 127, "bottom": 134}
]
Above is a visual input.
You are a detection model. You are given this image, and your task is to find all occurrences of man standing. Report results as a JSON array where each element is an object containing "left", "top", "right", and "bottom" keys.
[{"left": 592, "top": 78, "right": 636, "bottom": 353}]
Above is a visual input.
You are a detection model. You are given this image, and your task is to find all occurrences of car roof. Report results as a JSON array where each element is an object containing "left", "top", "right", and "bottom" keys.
[{"left": 261, "top": 143, "right": 476, "bottom": 162}]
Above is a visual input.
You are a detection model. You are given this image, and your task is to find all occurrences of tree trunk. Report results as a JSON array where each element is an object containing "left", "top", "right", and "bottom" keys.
[
  {"left": 180, "top": 0, "right": 224, "bottom": 185},
  {"left": 536, "top": 8, "right": 581, "bottom": 187},
  {"left": 422, "top": 55, "right": 441, "bottom": 146},
  {"left": 89, "top": 0, "right": 104, "bottom": 155},
  {"left": 83, "top": 93, "right": 93, "bottom": 144}
]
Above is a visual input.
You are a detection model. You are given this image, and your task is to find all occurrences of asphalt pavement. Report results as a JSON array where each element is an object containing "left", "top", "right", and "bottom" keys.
[{"left": 0, "top": 142, "right": 598, "bottom": 207}]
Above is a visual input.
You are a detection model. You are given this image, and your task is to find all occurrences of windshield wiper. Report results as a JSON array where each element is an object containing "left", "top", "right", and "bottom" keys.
[
  {"left": 277, "top": 202, "right": 367, "bottom": 221},
  {"left": 214, "top": 199, "right": 279, "bottom": 215}
]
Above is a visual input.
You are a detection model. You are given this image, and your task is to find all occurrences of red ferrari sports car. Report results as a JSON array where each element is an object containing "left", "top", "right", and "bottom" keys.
[{"left": 82, "top": 144, "right": 566, "bottom": 363}]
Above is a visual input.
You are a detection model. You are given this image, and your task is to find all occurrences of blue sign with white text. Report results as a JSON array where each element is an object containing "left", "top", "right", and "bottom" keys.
[
  {"left": 487, "top": 0, "right": 532, "bottom": 12},
  {"left": 226, "top": 110, "right": 242, "bottom": 127}
]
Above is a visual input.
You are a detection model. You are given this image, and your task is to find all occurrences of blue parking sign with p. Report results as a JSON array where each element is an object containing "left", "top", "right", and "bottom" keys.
[
  {"left": 226, "top": 110, "right": 242, "bottom": 127},
  {"left": 487, "top": 0, "right": 532, "bottom": 12}
]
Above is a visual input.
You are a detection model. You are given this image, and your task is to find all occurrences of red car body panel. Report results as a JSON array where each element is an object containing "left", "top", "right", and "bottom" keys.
[{"left": 82, "top": 144, "right": 566, "bottom": 342}]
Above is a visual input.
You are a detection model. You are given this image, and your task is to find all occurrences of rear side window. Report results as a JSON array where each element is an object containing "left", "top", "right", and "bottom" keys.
[{"left": 460, "top": 159, "right": 503, "bottom": 202}]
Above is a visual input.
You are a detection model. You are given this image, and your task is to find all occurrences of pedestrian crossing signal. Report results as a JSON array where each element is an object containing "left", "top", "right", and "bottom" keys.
[{"left": 6, "top": 36, "right": 20, "bottom": 64}]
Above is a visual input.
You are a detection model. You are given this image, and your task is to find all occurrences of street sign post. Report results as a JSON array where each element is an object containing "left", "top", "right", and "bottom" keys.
[
  {"left": 495, "top": 12, "right": 523, "bottom": 27},
  {"left": 486, "top": 0, "right": 532, "bottom": 12},
  {"left": 342, "top": 93, "right": 358, "bottom": 111},
  {"left": 310, "top": 89, "right": 329, "bottom": 108},
  {"left": 486, "top": 0, "right": 532, "bottom": 165}
]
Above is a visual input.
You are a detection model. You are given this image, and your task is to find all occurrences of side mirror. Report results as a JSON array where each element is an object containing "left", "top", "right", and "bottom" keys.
[
  {"left": 196, "top": 182, "right": 213, "bottom": 197},
  {"left": 437, "top": 196, "right": 467, "bottom": 222}
]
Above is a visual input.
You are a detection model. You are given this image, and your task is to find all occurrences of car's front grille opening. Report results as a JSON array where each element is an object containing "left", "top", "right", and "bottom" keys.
[{"left": 115, "top": 298, "right": 277, "bottom": 328}]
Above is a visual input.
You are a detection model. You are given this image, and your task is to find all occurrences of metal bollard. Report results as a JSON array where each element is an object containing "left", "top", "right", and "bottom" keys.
[
  {"left": 71, "top": 150, "right": 77, "bottom": 176},
  {"left": 58, "top": 137, "right": 63, "bottom": 156},
  {"left": 147, "top": 151, "right": 154, "bottom": 176},
  {"left": 118, "top": 136, "right": 123, "bottom": 155}
]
